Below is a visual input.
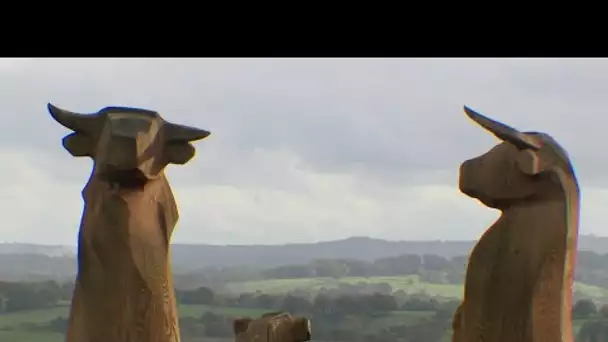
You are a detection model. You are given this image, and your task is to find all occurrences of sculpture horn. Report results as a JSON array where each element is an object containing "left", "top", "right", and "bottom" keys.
[
  {"left": 48, "top": 103, "right": 100, "bottom": 134},
  {"left": 464, "top": 105, "right": 541, "bottom": 150},
  {"left": 166, "top": 123, "right": 211, "bottom": 142}
]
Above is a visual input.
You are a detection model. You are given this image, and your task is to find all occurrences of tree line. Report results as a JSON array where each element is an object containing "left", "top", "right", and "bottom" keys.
[
  {"left": 190, "top": 254, "right": 468, "bottom": 290},
  {"left": 0, "top": 280, "right": 459, "bottom": 341},
  {"left": 4, "top": 249, "right": 608, "bottom": 288},
  {"left": 0, "top": 280, "right": 443, "bottom": 314},
  {"left": 2, "top": 280, "right": 608, "bottom": 342},
  {"left": 180, "top": 250, "right": 608, "bottom": 291}
]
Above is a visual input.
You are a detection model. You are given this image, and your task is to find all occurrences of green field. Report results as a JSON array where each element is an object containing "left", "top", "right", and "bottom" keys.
[
  {"left": 0, "top": 303, "right": 594, "bottom": 342},
  {"left": 0, "top": 304, "right": 269, "bottom": 342},
  {"left": 226, "top": 275, "right": 608, "bottom": 300},
  {"left": 0, "top": 304, "right": 268, "bottom": 330},
  {"left": 226, "top": 275, "right": 461, "bottom": 297},
  {"left": 0, "top": 305, "right": 433, "bottom": 342},
  {"left": 2, "top": 275, "right": 606, "bottom": 342},
  {"left": 0, "top": 330, "right": 64, "bottom": 342}
]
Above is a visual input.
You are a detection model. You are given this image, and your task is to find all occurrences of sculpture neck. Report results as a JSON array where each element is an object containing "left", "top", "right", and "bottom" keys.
[
  {"left": 80, "top": 172, "right": 180, "bottom": 244},
  {"left": 82, "top": 172, "right": 172, "bottom": 201},
  {"left": 499, "top": 169, "right": 579, "bottom": 342}
]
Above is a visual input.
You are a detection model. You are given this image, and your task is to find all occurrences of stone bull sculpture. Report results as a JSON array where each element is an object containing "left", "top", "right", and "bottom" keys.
[
  {"left": 233, "top": 312, "right": 311, "bottom": 342},
  {"left": 453, "top": 106, "right": 580, "bottom": 342},
  {"left": 48, "top": 104, "right": 210, "bottom": 342}
]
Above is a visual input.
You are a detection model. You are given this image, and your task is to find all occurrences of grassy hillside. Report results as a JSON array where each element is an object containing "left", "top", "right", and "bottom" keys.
[
  {"left": 226, "top": 275, "right": 459, "bottom": 297},
  {"left": 0, "top": 331, "right": 234, "bottom": 342},
  {"left": 0, "top": 304, "right": 268, "bottom": 330},
  {"left": 0, "top": 304, "right": 592, "bottom": 342},
  {"left": 0, "top": 330, "right": 63, "bottom": 342},
  {"left": 226, "top": 275, "right": 608, "bottom": 300},
  {"left": 0, "top": 304, "right": 270, "bottom": 342},
  {"left": 0, "top": 305, "right": 433, "bottom": 342}
]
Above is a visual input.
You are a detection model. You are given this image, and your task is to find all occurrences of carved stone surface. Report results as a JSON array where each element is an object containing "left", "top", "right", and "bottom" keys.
[
  {"left": 233, "top": 312, "right": 311, "bottom": 342},
  {"left": 48, "top": 104, "right": 210, "bottom": 342},
  {"left": 453, "top": 106, "right": 580, "bottom": 342}
]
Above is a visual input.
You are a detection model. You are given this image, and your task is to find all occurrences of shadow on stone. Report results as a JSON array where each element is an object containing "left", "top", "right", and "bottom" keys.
[{"left": 233, "top": 312, "right": 311, "bottom": 342}]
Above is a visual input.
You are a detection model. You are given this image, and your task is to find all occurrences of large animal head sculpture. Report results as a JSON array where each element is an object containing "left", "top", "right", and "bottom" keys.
[
  {"left": 233, "top": 312, "right": 311, "bottom": 342},
  {"left": 232, "top": 313, "right": 290, "bottom": 336},
  {"left": 459, "top": 106, "right": 577, "bottom": 209},
  {"left": 48, "top": 103, "right": 210, "bottom": 189}
]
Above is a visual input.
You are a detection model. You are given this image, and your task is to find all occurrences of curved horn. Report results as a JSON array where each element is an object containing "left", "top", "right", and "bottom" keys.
[
  {"left": 47, "top": 103, "right": 100, "bottom": 134},
  {"left": 463, "top": 105, "right": 541, "bottom": 150},
  {"left": 166, "top": 123, "right": 211, "bottom": 142}
]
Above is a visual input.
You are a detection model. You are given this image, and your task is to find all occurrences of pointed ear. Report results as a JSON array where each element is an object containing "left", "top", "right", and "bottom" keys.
[
  {"left": 516, "top": 149, "right": 548, "bottom": 175},
  {"left": 62, "top": 132, "right": 95, "bottom": 158},
  {"left": 233, "top": 318, "right": 252, "bottom": 335},
  {"left": 166, "top": 142, "right": 196, "bottom": 165},
  {"left": 292, "top": 318, "right": 311, "bottom": 341}
]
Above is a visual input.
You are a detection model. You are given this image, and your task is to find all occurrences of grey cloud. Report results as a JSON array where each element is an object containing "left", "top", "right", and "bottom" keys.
[
  {"left": 5, "top": 58, "right": 605, "bottom": 185},
  {"left": 2, "top": 58, "right": 608, "bottom": 244}
]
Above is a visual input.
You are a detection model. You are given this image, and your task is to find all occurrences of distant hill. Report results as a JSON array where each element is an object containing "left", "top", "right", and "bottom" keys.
[
  {"left": 0, "top": 243, "right": 75, "bottom": 257},
  {"left": 169, "top": 234, "right": 608, "bottom": 270},
  {"left": 169, "top": 237, "right": 474, "bottom": 270},
  {"left": 1, "top": 235, "right": 608, "bottom": 275}
]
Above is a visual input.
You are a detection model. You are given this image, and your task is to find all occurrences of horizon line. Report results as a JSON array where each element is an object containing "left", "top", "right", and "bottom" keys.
[{"left": 1, "top": 233, "right": 606, "bottom": 248}]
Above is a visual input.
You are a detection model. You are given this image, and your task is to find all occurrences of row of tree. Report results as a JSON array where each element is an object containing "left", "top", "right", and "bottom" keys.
[
  {"left": 185, "top": 254, "right": 468, "bottom": 290},
  {"left": 0, "top": 281, "right": 73, "bottom": 312},
  {"left": 175, "top": 250, "right": 608, "bottom": 291},
  {"left": 4, "top": 249, "right": 608, "bottom": 288},
  {"left": 5, "top": 280, "right": 608, "bottom": 342},
  {"left": 258, "top": 255, "right": 466, "bottom": 280},
  {"left": 24, "top": 309, "right": 455, "bottom": 342},
  {"left": 0, "top": 280, "right": 444, "bottom": 314},
  {"left": 12, "top": 292, "right": 608, "bottom": 342},
  {"left": 1, "top": 280, "right": 605, "bottom": 320}
]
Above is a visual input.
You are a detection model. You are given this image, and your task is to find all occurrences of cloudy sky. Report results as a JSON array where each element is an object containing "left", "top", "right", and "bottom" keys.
[{"left": 1, "top": 58, "right": 606, "bottom": 246}]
